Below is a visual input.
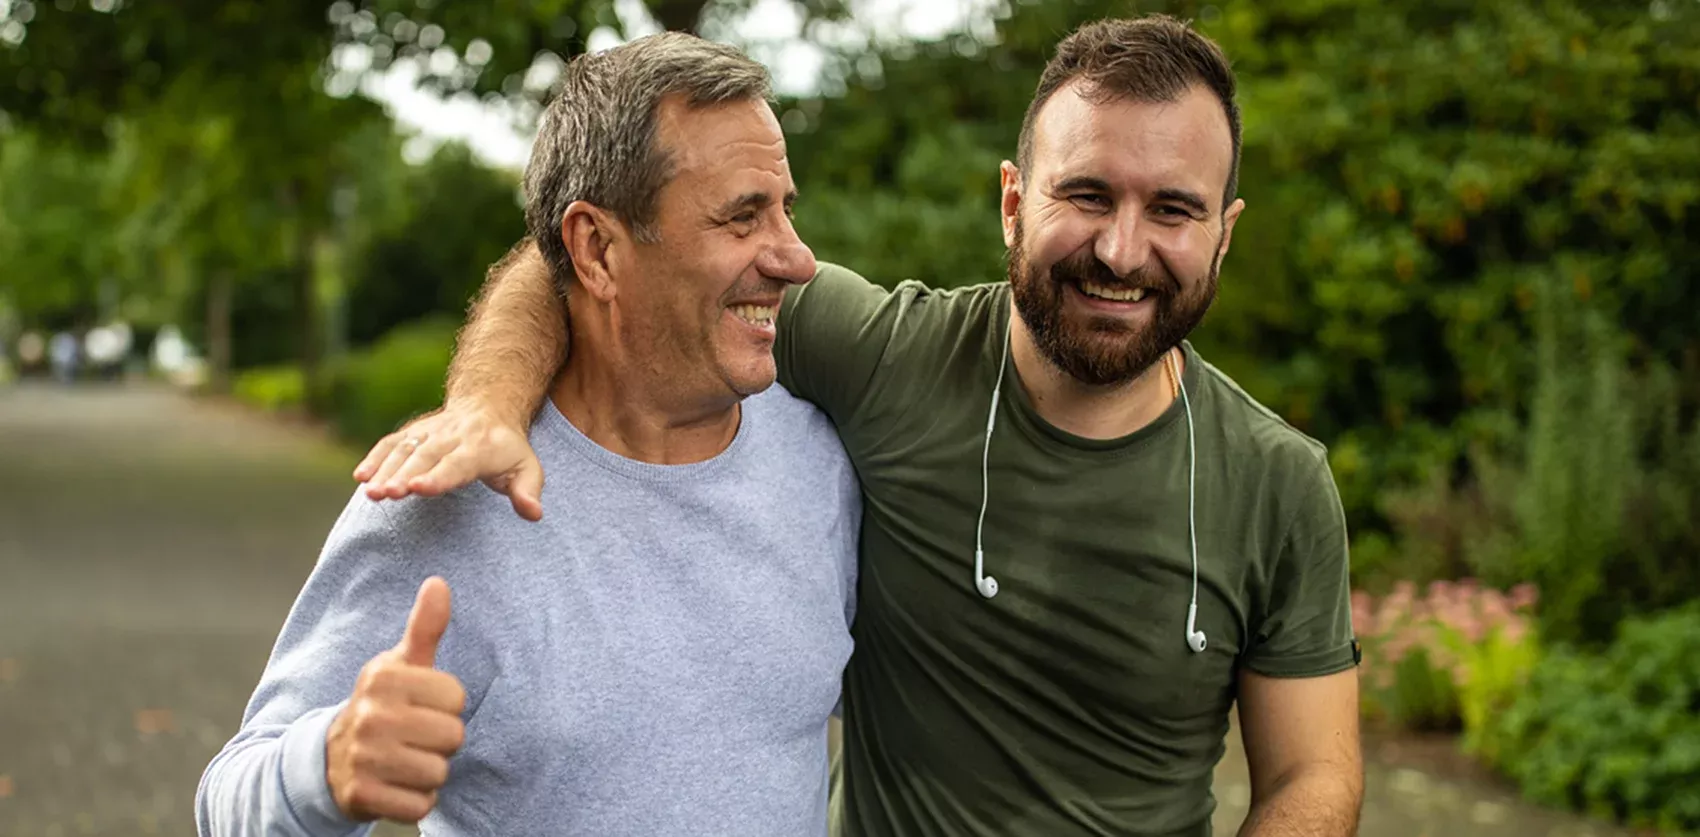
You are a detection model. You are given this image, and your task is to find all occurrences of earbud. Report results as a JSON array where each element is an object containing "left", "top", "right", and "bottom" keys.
[
  {"left": 977, "top": 573, "right": 999, "bottom": 599},
  {"left": 1186, "top": 602, "right": 1207, "bottom": 653}
]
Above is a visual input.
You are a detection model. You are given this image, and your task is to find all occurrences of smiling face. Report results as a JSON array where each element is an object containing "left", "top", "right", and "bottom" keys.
[
  {"left": 616, "top": 95, "right": 816, "bottom": 402},
  {"left": 1003, "top": 80, "right": 1244, "bottom": 387}
]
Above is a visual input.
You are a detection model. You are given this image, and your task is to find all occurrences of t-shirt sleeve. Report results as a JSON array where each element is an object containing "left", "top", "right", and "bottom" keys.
[
  {"left": 775, "top": 262, "right": 898, "bottom": 428},
  {"left": 1241, "top": 452, "right": 1359, "bottom": 679}
]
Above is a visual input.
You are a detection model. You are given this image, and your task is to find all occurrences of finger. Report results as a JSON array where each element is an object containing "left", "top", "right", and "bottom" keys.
[
  {"left": 353, "top": 433, "right": 401, "bottom": 482},
  {"left": 388, "top": 437, "right": 459, "bottom": 496},
  {"left": 507, "top": 456, "right": 545, "bottom": 522},
  {"left": 368, "top": 746, "right": 452, "bottom": 793},
  {"left": 398, "top": 577, "right": 451, "bottom": 668},
  {"left": 394, "top": 706, "right": 467, "bottom": 755},
  {"left": 366, "top": 438, "right": 423, "bottom": 500},
  {"left": 401, "top": 669, "right": 468, "bottom": 715},
  {"left": 344, "top": 779, "right": 437, "bottom": 824},
  {"left": 405, "top": 447, "right": 482, "bottom": 497}
]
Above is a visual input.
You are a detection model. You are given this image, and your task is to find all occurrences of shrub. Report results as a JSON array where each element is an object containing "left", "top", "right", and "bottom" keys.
[
  {"left": 1464, "top": 282, "right": 1700, "bottom": 647},
  {"left": 1353, "top": 579, "right": 1539, "bottom": 732},
  {"left": 1451, "top": 608, "right": 1544, "bottom": 769},
  {"left": 232, "top": 365, "right": 307, "bottom": 414},
  {"left": 1488, "top": 604, "right": 1700, "bottom": 832},
  {"left": 318, "top": 318, "right": 458, "bottom": 446}
]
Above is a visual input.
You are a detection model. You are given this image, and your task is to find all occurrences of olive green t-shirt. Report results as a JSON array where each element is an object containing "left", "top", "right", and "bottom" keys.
[{"left": 777, "top": 263, "right": 1357, "bottom": 837}]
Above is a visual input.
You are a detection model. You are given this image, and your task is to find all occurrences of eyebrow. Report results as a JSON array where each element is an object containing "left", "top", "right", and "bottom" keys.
[
  {"left": 1052, "top": 176, "right": 1212, "bottom": 216},
  {"left": 714, "top": 189, "right": 799, "bottom": 218},
  {"left": 1052, "top": 175, "right": 1113, "bottom": 195}
]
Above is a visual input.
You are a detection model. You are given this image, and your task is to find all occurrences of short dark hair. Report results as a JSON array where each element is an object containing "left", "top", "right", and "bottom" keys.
[
  {"left": 524, "top": 33, "right": 772, "bottom": 293},
  {"left": 1015, "top": 15, "right": 1242, "bottom": 211}
]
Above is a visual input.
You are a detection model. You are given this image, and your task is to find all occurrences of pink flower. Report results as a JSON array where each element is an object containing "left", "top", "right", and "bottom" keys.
[{"left": 1509, "top": 583, "right": 1539, "bottom": 612}]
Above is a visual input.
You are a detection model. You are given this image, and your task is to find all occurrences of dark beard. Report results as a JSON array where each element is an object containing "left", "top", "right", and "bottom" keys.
[{"left": 1007, "top": 218, "right": 1221, "bottom": 387}]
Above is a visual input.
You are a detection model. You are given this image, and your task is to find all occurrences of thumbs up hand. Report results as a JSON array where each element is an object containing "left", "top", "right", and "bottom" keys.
[{"left": 326, "top": 577, "right": 468, "bottom": 824}]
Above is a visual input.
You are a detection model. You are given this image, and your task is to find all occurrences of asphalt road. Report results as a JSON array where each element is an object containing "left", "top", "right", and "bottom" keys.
[{"left": 0, "top": 382, "right": 1638, "bottom": 836}]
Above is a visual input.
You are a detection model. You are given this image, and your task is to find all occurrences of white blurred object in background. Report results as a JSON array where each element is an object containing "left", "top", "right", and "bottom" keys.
[{"left": 151, "top": 325, "right": 207, "bottom": 388}]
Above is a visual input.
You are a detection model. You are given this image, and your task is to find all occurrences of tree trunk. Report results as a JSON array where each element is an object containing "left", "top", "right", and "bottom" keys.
[
  {"left": 206, "top": 269, "right": 233, "bottom": 393},
  {"left": 286, "top": 180, "right": 323, "bottom": 395}
]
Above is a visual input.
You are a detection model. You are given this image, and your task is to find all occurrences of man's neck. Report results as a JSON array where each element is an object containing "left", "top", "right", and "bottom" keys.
[
  {"left": 550, "top": 329, "right": 741, "bottom": 466},
  {"left": 1008, "top": 308, "right": 1180, "bottom": 441}
]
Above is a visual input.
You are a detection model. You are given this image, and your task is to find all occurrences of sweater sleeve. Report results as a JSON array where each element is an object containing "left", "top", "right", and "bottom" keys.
[{"left": 195, "top": 492, "right": 497, "bottom": 836}]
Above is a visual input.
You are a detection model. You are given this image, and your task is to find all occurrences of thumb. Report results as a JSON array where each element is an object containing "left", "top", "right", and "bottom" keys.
[
  {"left": 504, "top": 455, "right": 545, "bottom": 523},
  {"left": 398, "top": 576, "right": 452, "bottom": 667}
]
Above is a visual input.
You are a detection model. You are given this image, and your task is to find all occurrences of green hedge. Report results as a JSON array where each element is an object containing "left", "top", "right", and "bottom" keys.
[
  {"left": 232, "top": 365, "right": 307, "bottom": 414},
  {"left": 315, "top": 317, "right": 459, "bottom": 447},
  {"left": 1487, "top": 603, "right": 1700, "bottom": 832}
]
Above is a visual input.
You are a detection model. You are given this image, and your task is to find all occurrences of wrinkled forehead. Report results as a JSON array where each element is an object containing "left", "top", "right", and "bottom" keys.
[
  {"left": 1029, "top": 80, "right": 1233, "bottom": 208},
  {"left": 656, "top": 96, "right": 792, "bottom": 191}
]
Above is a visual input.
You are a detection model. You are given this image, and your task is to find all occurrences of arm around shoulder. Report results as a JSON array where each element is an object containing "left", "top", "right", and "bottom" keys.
[
  {"left": 775, "top": 261, "right": 900, "bottom": 425},
  {"left": 354, "top": 238, "right": 563, "bottom": 520}
]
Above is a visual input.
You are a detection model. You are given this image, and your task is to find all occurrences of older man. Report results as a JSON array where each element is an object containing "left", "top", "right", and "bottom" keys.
[
  {"left": 196, "top": 33, "right": 859, "bottom": 837},
  {"left": 359, "top": 14, "right": 1365, "bottom": 837}
]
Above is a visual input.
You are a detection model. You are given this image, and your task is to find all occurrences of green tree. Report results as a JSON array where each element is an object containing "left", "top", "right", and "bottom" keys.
[{"left": 344, "top": 143, "right": 525, "bottom": 346}]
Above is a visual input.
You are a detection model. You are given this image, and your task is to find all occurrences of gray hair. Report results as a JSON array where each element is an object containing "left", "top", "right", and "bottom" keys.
[{"left": 523, "top": 32, "right": 773, "bottom": 293}]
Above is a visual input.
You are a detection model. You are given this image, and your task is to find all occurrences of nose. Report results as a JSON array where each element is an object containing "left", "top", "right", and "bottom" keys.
[
  {"left": 1094, "top": 206, "right": 1153, "bottom": 279},
  {"left": 757, "top": 213, "right": 817, "bottom": 285}
]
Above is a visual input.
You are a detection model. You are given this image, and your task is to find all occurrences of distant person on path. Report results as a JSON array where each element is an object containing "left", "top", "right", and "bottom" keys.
[
  {"left": 356, "top": 15, "right": 1365, "bottom": 837},
  {"left": 197, "top": 33, "right": 858, "bottom": 836},
  {"left": 48, "top": 331, "right": 79, "bottom": 384}
]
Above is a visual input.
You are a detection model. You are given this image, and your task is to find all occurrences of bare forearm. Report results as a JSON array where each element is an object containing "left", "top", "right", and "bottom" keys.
[
  {"left": 444, "top": 238, "right": 567, "bottom": 426},
  {"left": 1237, "top": 766, "right": 1362, "bottom": 837}
]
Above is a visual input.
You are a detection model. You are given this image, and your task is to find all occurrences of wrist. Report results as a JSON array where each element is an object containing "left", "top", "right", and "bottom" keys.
[
  {"left": 281, "top": 703, "right": 362, "bottom": 832},
  {"left": 444, "top": 394, "right": 529, "bottom": 431}
]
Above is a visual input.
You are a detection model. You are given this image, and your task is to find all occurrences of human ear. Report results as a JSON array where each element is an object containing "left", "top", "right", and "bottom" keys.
[
  {"left": 562, "top": 201, "right": 622, "bottom": 303},
  {"left": 999, "top": 160, "right": 1022, "bottom": 250}
]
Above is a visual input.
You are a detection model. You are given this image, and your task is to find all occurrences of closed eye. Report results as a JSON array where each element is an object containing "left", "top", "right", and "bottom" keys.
[{"left": 1070, "top": 194, "right": 1111, "bottom": 211}]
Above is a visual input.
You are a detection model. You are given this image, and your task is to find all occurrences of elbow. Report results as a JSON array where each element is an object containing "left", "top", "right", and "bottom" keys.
[{"left": 1249, "top": 760, "right": 1364, "bottom": 818}]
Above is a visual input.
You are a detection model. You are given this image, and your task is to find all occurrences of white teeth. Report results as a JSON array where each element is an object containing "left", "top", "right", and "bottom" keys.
[
  {"left": 1078, "top": 281, "right": 1147, "bottom": 302},
  {"left": 732, "top": 304, "right": 775, "bottom": 325}
]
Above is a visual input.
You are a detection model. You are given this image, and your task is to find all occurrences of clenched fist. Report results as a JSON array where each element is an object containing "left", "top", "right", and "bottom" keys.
[{"left": 326, "top": 577, "right": 468, "bottom": 823}]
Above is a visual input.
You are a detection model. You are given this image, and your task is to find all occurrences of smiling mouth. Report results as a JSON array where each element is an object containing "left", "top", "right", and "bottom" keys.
[
  {"left": 1074, "top": 280, "right": 1153, "bottom": 303},
  {"left": 730, "top": 304, "right": 776, "bottom": 327}
]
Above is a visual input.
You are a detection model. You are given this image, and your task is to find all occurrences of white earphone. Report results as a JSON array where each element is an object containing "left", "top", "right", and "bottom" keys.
[
  {"left": 974, "top": 324, "right": 1206, "bottom": 654},
  {"left": 972, "top": 321, "right": 1012, "bottom": 600},
  {"left": 1174, "top": 346, "right": 1207, "bottom": 653}
]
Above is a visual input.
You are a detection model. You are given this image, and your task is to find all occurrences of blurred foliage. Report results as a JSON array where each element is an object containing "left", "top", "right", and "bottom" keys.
[
  {"left": 1487, "top": 603, "right": 1700, "bottom": 832},
  {"left": 1353, "top": 579, "right": 1538, "bottom": 732},
  {"left": 1467, "top": 282, "right": 1700, "bottom": 646},
  {"left": 0, "top": 131, "right": 116, "bottom": 316},
  {"left": 1453, "top": 618, "right": 1544, "bottom": 769},
  {"left": 314, "top": 316, "right": 458, "bottom": 445},
  {"left": 1347, "top": 281, "right": 1700, "bottom": 646},
  {"left": 344, "top": 144, "right": 524, "bottom": 346},
  {"left": 233, "top": 364, "right": 308, "bottom": 414}
]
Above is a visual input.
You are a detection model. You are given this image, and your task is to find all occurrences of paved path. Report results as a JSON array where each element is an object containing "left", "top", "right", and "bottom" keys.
[{"left": 0, "top": 382, "right": 1640, "bottom": 836}]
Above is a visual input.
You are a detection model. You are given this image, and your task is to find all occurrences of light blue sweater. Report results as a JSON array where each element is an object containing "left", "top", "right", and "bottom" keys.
[{"left": 196, "top": 385, "right": 861, "bottom": 836}]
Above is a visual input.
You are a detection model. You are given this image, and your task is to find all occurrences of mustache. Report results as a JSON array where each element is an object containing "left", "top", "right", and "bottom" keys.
[{"left": 1048, "top": 251, "right": 1173, "bottom": 295}]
